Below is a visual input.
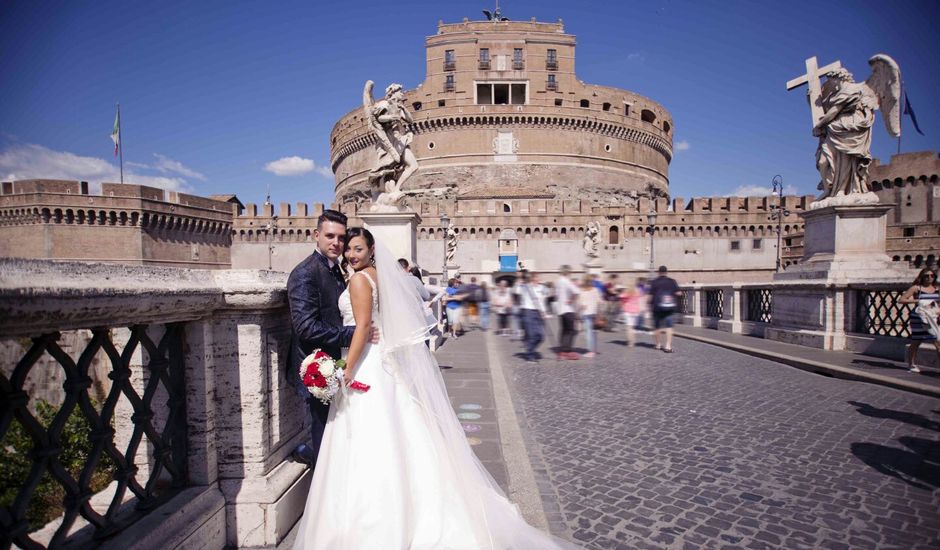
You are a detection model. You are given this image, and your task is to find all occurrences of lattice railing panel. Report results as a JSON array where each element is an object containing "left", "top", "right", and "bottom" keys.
[
  {"left": 0, "top": 324, "right": 188, "bottom": 549},
  {"left": 705, "top": 289, "right": 724, "bottom": 318},
  {"left": 855, "top": 289, "right": 913, "bottom": 337},
  {"left": 679, "top": 291, "right": 694, "bottom": 314},
  {"left": 745, "top": 289, "right": 773, "bottom": 323}
]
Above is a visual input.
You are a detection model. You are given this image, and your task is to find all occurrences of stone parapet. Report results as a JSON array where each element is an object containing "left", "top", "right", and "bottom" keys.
[{"left": 0, "top": 260, "right": 305, "bottom": 548}]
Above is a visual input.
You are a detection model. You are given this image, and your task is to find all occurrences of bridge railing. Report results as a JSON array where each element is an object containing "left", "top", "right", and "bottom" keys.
[
  {"left": 0, "top": 260, "right": 306, "bottom": 549},
  {"left": 677, "top": 280, "right": 916, "bottom": 363}
]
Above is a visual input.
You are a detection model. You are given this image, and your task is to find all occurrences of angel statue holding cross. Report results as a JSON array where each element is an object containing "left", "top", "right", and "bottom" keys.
[{"left": 788, "top": 55, "right": 901, "bottom": 209}]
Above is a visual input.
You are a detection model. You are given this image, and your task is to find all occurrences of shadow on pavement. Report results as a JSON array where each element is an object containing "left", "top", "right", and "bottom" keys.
[
  {"left": 851, "top": 359, "right": 909, "bottom": 371},
  {"left": 848, "top": 401, "right": 940, "bottom": 431},
  {"left": 851, "top": 441, "right": 940, "bottom": 490}
]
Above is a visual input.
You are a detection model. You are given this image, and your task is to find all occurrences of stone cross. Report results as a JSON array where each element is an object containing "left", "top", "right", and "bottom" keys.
[{"left": 786, "top": 56, "right": 843, "bottom": 128}]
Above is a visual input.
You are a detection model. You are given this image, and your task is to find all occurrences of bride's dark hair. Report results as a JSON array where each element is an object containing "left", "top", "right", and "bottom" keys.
[{"left": 342, "top": 227, "right": 375, "bottom": 272}]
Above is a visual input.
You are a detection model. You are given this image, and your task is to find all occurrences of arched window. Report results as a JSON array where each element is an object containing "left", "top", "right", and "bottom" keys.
[
  {"left": 503, "top": 203, "right": 511, "bottom": 213},
  {"left": 609, "top": 226, "right": 619, "bottom": 245},
  {"left": 641, "top": 109, "right": 656, "bottom": 123}
]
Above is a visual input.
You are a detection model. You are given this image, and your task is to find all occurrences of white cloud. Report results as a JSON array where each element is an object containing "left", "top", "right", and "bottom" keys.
[
  {"left": 152, "top": 153, "right": 206, "bottom": 180},
  {"left": 0, "top": 142, "right": 191, "bottom": 192},
  {"left": 726, "top": 184, "right": 800, "bottom": 197},
  {"left": 264, "top": 156, "right": 316, "bottom": 176},
  {"left": 626, "top": 52, "right": 646, "bottom": 63},
  {"left": 314, "top": 165, "right": 333, "bottom": 178},
  {"left": 675, "top": 140, "right": 690, "bottom": 151}
]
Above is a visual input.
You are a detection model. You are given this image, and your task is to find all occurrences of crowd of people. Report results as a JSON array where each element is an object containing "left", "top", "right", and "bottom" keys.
[{"left": 429, "top": 264, "right": 683, "bottom": 363}]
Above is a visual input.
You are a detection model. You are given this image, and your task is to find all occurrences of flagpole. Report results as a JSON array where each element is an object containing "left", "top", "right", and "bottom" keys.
[
  {"left": 117, "top": 103, "right": 124, "bottom": 184},
  {"left": 897, "top": 82, "right": 902, "bottom": 155}
]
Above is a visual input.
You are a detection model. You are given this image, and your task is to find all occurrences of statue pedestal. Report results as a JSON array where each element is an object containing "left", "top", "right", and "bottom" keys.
[
  {"left": 359, "top": 210, "right": 421, "bottom": 264},
  {"left": 774, "top": 204, "right": 904, "bottom": 284},
  {"left": 767, "top": 203, "right": 915, "bottom": 351},
  {"left": 582, "top": 258, "right": 604, "bottom": 275}
]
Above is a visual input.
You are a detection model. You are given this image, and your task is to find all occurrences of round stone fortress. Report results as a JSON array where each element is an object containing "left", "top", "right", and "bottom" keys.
[{"left": 330, "top": 18, "right": 673, "bottom": 205}]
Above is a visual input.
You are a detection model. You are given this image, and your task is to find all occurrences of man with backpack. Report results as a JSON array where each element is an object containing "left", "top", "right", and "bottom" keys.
[{"left": 648, "top": 265, "right": 682, "bottom": 353}]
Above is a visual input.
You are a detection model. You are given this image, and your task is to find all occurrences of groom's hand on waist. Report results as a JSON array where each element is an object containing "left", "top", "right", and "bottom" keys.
[{"left": 369, "top": 324, "right": 380, "bottom": 344}]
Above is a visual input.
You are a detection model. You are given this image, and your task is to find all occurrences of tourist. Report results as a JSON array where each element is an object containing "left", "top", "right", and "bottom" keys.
[
  {"left": 900, "top": 267, "right": 940, "bottom": 373},
  {"left": 491, "top": 280, "right": 513, "bottom": 336},
  {"left": 399, "top": 258, "right": 430, "bottom": 301},
  {"left": 460, "top": 276, "right": 481, "bottom": 329},
  {"left": 515, "top": 270, "right": 547, "bottom": 362},
  {"left": 648, "top": 265, "right": 681, "bottom": 353},
  {"left": 478, "top": 281, "right": 491, "bottom": 331},
  {"left": 554, "top": 265, "right": 580, "bottom": 360},
  {"left": 542, "top": 281, "right": 556, "bottom": 318},
  {"left": 635, "top": 277, "right": 650, "bottom": 331},
  {"left": 619, "top": 282, "right": 643, "bottom": 348},
  {"left": 603, "top": 274, "right": 620, "bottom": 331},
  {"left": 444, "top": 278, "right": 466, "bottom": 338},
  {"left": 577, "top": 276, "right": 601, "bottom": 357}
]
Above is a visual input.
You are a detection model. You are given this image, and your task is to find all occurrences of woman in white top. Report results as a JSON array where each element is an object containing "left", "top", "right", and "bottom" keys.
[{"left": 577, "top": 276, "right": 602, "bottom": 358}]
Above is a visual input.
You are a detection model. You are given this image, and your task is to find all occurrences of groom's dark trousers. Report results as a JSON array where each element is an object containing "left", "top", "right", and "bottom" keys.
[{"left": 287, "top": 251, "right": 354, "bottom": 469}]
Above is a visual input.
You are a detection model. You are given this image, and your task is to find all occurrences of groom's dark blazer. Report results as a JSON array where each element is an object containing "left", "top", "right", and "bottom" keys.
[{"left": 287, "top": 249, "right": 355, "bottom": 467}]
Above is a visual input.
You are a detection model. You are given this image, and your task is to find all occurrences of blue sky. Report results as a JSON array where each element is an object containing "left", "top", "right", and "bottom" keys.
[{"left": 1, "top": 0, "right": 938, "bottom": 208}]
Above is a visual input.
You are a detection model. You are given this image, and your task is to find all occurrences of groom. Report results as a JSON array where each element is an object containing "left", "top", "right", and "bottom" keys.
[{"left": 287, "top": 209, "right": 356, "bottom": 467}]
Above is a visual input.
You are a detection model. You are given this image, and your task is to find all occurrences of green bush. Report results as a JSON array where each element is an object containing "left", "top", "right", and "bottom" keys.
[{"left": 0, "top": 400, "right": 116, "bottom": 531}]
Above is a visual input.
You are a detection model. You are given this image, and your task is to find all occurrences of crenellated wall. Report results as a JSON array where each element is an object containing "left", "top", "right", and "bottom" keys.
[{"left": 0, "top": 180, "right": 234, "bottom": 268}]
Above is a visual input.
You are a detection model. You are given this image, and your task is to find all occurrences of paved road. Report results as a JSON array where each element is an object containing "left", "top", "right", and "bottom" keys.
[{"left": 491, "top": 325, "right": 940, "bottom": 549}]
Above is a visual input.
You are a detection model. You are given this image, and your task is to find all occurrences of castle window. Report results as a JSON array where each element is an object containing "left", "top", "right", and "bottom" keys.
[
  {"left": 641, "top": 109, "right": 657, "bottom": 123},
  {"left": 479, "top": 48, "right": 490, "bottom": 69},
  {"left": 476, "top": 82, "right": 527, "bottom": 105},
  {"left": 730, "top": 240, "right": 741, "bottom": 251},
  {"left": 903, "top": 227, "right": 915, "bottom": 237},
  {"left": 752, "top": 239, "right": 762, "bottom": 250},
  {"left": 546, "top": 74, "right": 557, "bottom": 91},
  {"left": 503, "top": 203, "right": 512, "bottom": 213},
  {"left": 580, "top": 99, "right": 589, "bottom": 108},
  {"left": 1, "top": 182, "right": 11, "bottom": 194},
  {"left": 663, "top": 121, "right": 671, "bottom": 133},
  {"left": 546, "top": 49, "right": 557, "bottom": 70},
  {"left": 554, "top": 98, "right": 563, "bottom": 106},
  {"left": 444, "top": 49, "right": 455, "bottom": 71},
  {"left": 602, "top": 102, "right": 611, "bottom": 111},
  {"left": 444, "top": 75, "right": 455, "bottom": 92},
  {"left": 513, "top": 48, "right": 524, "bottom": 70},
  {"left": 438, "top": 99, "right": 446, "bottom": 107},
  {"left": 609, "top": 226, "right": 619, "bottom": 245},
  {"left": 623, "top": 103, "right": 631, "bottom": 116},
  {"left": 412, "top": 101, "right": 423, "bottom": 111}
]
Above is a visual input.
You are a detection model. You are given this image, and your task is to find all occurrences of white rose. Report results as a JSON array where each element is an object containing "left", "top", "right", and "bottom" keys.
[{"left": 319, "top": 359, "right": 335, "bottom": 377}]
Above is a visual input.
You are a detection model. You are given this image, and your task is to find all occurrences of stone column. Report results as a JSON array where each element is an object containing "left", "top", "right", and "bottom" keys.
[{"left": 359, "top": 210, "right": 422, "bottom": 264}]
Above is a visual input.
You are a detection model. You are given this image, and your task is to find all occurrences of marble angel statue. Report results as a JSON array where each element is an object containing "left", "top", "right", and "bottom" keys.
[{"left": 811, "top": 54, "right": 901, "bottom": 208}]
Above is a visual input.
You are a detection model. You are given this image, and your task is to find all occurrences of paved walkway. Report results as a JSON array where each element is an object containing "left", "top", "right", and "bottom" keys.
[
  {"left": 673, "top": 325, "right": 940, "bottom": 398},
  {"left": 281, "top": 323, "right": 940, "bottom": 549}
]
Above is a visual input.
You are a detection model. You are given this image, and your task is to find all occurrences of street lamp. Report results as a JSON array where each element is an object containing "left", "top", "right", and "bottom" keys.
[
  {"left": 263, "top": 215, "right": 278, "bottom": 271},
  {"left": 440, "top": 212, "right": 450, "bottom": 284},
  {"left": 647, "top": 204, "right": 658, "bottom": 275},
  {"left": 770, "top": 175, "right": 791, "bottom": 272}
]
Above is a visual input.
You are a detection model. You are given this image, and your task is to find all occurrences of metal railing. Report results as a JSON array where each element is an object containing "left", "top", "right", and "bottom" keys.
[
  {"left": 478, "top": 60, "right": 490, "bottom": 70},
  {"left": 679, "top": 291, "right": 695, "bottom": 315},
  {"left": 512, "top": 60, "right": 524, "bottom": 70},
  {"left": 855, "top": 288, "right": 913, "bottom": 337},
  {"left": 745, "top": 289, "right": 773, "bottom": 323},
  {"left": 705, "top": 289, "right": 724, "bottom": 318},
  {"left": 546, "top": 59, "right": 558, "bottom": 70},
  {"left": 443, "top": 60, "right": 456, "bottom": 71},
  {"left": 443, "top": 82, "right": 455, "bottom": 92},
  {"left": 1, "top": 325, "right": 188, "bottom": 548},
  {"left": 546, "top": 80, "right": 557, "bottom": 91}
]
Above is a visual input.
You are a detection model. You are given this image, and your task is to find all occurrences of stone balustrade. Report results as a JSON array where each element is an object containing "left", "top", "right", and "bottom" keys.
[
  {"left": 678, "top": 280, "right": 924, "bottom": 366},
  {"left": 0, "top": 260, "right": 308, "bottom": 549}
]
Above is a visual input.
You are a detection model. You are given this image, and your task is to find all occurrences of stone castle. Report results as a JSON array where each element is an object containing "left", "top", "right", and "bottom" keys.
[{"left": 1, "top": 18, "right": 936, "bottom": 282}]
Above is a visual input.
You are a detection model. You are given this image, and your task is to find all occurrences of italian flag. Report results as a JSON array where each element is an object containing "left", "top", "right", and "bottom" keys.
[{"left": 110, "top": 107, "right": 120, "bottom": 157}]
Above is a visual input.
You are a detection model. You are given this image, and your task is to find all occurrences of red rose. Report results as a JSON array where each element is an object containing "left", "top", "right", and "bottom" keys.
[
  {"left": 312, "top": 376, "right": 328, "bottom": 388},
  {"left": 304, "top": 364, "right": 320, "bottom": 378},
  {"left": 303, "top": 373, "right": 316, "bottom": 387},
  {"left": 314, "top": 350, "right": 330, "bottom": 360}
]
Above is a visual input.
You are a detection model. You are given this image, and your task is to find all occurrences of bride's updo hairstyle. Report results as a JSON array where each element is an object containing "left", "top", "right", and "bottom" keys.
[{"left": 342, "top": 227, "right": 376, "bottom": 272}]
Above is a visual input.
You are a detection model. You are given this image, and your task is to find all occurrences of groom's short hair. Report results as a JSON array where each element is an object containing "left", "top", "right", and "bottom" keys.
[{"left": 317, "top": 209, "right": 347, "bottom": 229}]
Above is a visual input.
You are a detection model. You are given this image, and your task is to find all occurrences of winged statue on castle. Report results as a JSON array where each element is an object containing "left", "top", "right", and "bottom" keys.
[
  {"left": 810, "top": 54, "right": 901, "bottom": 208},
  {"left": 362, "top": 80, "right": 453, "bottom": 211}
]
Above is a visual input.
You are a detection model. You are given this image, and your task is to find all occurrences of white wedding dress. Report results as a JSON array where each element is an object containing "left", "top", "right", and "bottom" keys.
[{"left": 292, "top": 270, "right": 575, "bottom": 550}]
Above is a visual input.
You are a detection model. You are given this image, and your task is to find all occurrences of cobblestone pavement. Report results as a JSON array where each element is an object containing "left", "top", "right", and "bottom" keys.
[{"left": 493, "top": 326, "right": 940, "bottom": 549}]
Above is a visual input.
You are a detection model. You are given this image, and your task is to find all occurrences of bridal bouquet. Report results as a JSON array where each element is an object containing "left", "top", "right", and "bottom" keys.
[{"left": 301, "top": 349, "right": 370, "bottom": 405}]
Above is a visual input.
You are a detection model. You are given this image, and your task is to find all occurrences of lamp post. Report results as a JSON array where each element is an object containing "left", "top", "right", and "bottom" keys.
[
  {"left": 647, "top": 204, "right": 658, "bottom": 275},
  {"left": 440, "top": 212, "right": 450, "bottom": 284},
  {"left": 263, "top": 215, "right": 278, "bottom": 271},
  {"left": 770, "top": 175, "right": 791, "bottom": 272}
]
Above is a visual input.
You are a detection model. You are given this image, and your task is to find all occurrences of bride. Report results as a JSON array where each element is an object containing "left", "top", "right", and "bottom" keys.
[{"left": 292, "top": 227, "right": 576, "bottom": 549}]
